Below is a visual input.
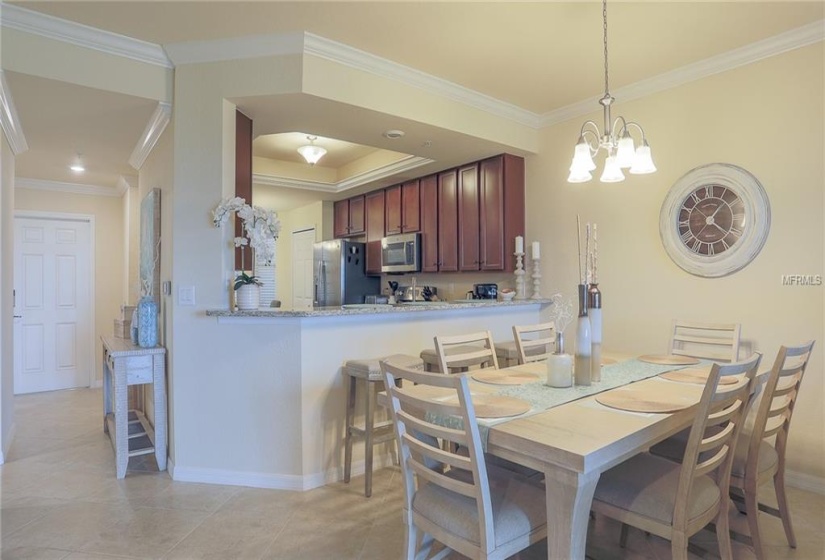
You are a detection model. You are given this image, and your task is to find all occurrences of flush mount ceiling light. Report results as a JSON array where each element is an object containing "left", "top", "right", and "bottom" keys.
[
  {"left": 70, "top": 154, "right": 85, "bottom": 173},
  {"left": 567, "top": 0, "right": 656, "bottom": 184},
  {"left": 383, "top": 129, "right": 405, "bottom": 139},
  {"left": 297, "top": 136, "right": 327, "bottom": 166}
]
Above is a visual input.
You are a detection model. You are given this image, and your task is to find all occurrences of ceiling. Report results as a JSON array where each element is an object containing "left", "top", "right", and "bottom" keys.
[{"left": 4, "top": 1, "right": 823, "bottom": 209}]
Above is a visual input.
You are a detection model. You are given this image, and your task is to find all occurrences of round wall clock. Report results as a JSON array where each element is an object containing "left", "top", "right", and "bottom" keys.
[{"left": 660, "top": 163, "right": 770, "bottom": 277}]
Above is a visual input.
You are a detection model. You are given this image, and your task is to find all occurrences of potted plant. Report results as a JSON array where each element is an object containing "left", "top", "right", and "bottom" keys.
[{"left": 213, "top": 197, "right": 281, "bottom": 310}]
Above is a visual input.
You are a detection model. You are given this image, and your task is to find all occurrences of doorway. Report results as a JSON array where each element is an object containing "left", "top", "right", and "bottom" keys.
[
  {"left": 13, "top": 213, "right": 94, "bottom": 394},
  {"left": 292, "top": 228, "right": 316, "bottom": 310}
]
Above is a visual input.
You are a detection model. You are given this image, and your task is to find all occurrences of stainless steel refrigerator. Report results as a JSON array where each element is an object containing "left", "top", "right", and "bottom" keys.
[{"left": 313, "top": 240, "right": 379, "bottom": 307}]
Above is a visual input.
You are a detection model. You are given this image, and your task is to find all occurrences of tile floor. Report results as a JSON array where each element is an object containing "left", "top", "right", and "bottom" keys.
[{"left": 1, "top": 388, "right": 823, "bottom": 559}]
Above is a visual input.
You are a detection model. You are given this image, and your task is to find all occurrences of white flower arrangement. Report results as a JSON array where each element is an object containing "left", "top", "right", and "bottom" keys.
[{"left": 212, "top": 197, "right": 281, "bottom": 265}]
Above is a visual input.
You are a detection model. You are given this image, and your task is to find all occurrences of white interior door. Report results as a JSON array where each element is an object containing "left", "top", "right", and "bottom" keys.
[
  {"left": 13, "top": 217, "right": 92, "bottom": 394},
  {"left": 292, "top": 228, "right": 316, "bottom": 310}
]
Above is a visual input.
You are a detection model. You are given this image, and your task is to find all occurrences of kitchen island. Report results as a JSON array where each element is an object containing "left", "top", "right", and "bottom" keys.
[{"left": 194, "top": 299, "right": 551, "bottom": 491}]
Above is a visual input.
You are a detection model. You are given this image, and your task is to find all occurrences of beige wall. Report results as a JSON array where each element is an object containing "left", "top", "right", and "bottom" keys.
[
  {"left": 14, "top": 188, "right": 125, "bottom": 385},
  {"left": 528, "top": 44, "right": 824, "bottom": 481},
  {"left": 1, "top": 134, "right": 15, "bottom": 461}
]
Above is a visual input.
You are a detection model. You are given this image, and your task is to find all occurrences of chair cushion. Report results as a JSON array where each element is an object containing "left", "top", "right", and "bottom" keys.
[
  {"left": 345, "top": 354, "right": 423, "bottom": 380},
  {"left": 593, "top": 453, "right": 721, "bottom": 525},
  {"left": 412, "top": 463, "right": 546, "bottom": 549}
]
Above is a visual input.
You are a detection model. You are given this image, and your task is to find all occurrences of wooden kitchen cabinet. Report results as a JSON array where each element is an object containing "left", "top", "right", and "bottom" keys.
[
  {"left": 419, "top": 175, "right": 439, "bottom": 272},
  {"left": 385, "top": 180, "right": 420, "bottom": 235},
  {"left": 458, "top": 164, "right": 480, "bottom": 271},
  {"left": 437, "top": 170, "right": 459, "bottom": 272},
  {"left": 333, "top": 195, "right": 366, "bottom": 238},
  {"left": 480, "top": 154, "right": 524, "bottom": 272},
  {"left": 365, "top": 190, "right": 385, "bottom": 275}
]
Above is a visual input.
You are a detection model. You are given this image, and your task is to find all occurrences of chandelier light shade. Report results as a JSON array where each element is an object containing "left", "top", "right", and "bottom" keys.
[
  {"left": 568, "top": 0, "right": 656, "bottom": 184},
  {"left": 297, "top": 136, "right": 327, "bottom": 166}
]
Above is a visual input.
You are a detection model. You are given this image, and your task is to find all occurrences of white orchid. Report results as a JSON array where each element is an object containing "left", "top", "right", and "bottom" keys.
[{"left": 212, "top": 197, "right": 281, "bottom": 267}]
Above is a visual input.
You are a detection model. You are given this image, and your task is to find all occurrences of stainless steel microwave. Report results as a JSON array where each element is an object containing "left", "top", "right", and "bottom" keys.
[{"left": 381, "top": 233, "right": 421, "bottom": 273}]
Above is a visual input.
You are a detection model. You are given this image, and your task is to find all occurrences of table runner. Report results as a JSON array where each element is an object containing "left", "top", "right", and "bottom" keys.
[{"left": 431, "top": 358, "right": 696, "bottom": 450}]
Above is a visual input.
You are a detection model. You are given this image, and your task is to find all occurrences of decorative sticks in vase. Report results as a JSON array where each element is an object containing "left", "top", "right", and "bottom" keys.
[{"left": 575, "top": 216, "right": 592, "bottom": 386}]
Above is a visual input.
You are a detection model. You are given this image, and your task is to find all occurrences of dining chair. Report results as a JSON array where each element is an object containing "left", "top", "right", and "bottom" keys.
[
  {"left": 512, "top": 322, "right": 555, "bottom": 365},
  {"left": 380, "top": 360, "right": 547, "bottom": 560},
  {"left": 434, "top": 331, "right": 499, "bottom": 375},
  {"left": 651, "top": 341, "right": 815, "bottom": 559},
  {"left": 591, "top": 353, "right": 761, "bottom": 560},
  {"left": 670, "top": 320, "right": 741, "bottom": 362}
]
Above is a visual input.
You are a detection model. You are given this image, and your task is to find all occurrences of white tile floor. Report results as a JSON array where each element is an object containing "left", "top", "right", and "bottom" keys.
[{"left": 1, "top": 388, "right": 823, "bottom": 559}]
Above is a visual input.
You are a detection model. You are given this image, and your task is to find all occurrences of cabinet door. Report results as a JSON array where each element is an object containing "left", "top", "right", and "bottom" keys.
[
  {"left": 419, "top": 175, "right": 439, "bottom": 272},
  {"left": 457, "top": 164, "right": 480, "bottom": 271},
  {"left": 348, "top": 195, "right": 365, "bottom": 235},
  {"left": 333, "top": 199, "right": 350, "bottom": 238},
  {"left": 365, "top": 191, "right": 385, "bottom": 274},
  {"left": 384, "top": 185, "right": 402, "bottom": 235},
  {"left": 401, "top": 180, "right": 420, "bottom": 232},
  {"left": 479, "top": 156, "right": 505, "bottom": 270},
  {"left": 437, "top": 170, "right": 459, "bottom": 272}
]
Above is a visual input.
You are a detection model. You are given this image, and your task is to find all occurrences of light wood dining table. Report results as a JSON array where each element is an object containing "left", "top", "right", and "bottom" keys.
[{"left": 385, "top": 356, "right": 710, "bottom": 560}]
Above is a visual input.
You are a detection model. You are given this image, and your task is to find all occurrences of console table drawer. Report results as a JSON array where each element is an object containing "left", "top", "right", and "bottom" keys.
[{"left": 125, "top": 355, "right": 154, "bottom": 384}]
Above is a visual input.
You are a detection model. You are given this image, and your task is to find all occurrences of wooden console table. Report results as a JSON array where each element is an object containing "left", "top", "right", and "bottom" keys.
[{"left": 101, "top": 336, "right": 167, "bottom": 478}]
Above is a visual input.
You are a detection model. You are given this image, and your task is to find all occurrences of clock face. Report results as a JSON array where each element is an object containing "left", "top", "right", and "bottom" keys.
[
  {"left": 660, "top": 164, "right": 770, "bottom": 278},
  {"left": 678, "top": 185, "right": 745, "bottom": 256}
]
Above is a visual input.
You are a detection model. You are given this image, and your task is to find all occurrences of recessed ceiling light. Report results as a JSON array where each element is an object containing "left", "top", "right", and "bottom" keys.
[
  {"left": 70, "top": 164, "right": 85, "bottom": 173},
  {"left": 383, "top": 130, "right": 405, "bottom": 139}
]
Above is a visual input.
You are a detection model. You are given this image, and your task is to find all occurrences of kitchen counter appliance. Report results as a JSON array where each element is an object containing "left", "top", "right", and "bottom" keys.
[
  {"left": 313, "top": 240, "right": 379, "bottom": 307},
  {"left": 396, "top": 285, "right": 438, "bottom": 302},
  {"left": 473, "top": 283, "right": 498, "bottom": 300}
]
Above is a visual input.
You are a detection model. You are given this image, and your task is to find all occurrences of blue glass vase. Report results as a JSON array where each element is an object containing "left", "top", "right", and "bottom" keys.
[{"left": 137, "top": 295, "right": 158, "bottom": 347}]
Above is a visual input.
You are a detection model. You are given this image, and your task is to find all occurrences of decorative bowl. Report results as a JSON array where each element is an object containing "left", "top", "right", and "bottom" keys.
[{"left": 500, "top": 291, "right": 515, "bottom": 301}]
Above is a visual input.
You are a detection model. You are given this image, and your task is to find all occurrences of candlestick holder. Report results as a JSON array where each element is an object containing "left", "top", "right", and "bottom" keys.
[
  {"left": 531, "top": 257, "right": 542, "bottom": 299},
  {"left": 514, "top": 252, "right": 526, "bottom": 300}
]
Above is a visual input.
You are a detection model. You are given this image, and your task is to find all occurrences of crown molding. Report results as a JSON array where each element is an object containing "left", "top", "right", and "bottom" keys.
[
  {"left": 303, "top": 33, "right": 540, "bottom": 129},
  {"left": 16, "top": 177, "right": 128, "bottom": 198},
  {"left": 117, "top": 175, "right": 137, "bottom": 193},
  {"left": 164, "top": 32, "right": 304, "bottom": 66},
  {"left": 254, "top": 155, "right": 435, "bottom": 194},
  {"left": 1, "top": 3, "right": 173, "bottom": 69},
  {"left": 539, "top": 19, "right": 825, "bottom": 128},
  {"left": 0, "top": 70, "right": 29, "bottom": 155},
  {"left": 129, "top": 102, "right": 172, "bottom": 170}
]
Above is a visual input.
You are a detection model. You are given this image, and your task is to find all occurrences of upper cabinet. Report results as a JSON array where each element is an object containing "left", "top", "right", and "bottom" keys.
[
  {"left": 385, "top": 180, "right": 420, "bottom": 235},
  {"left": 331, "top": 154, "right": 524, "bottom": 273},
  {"left": 333, "top": 195, "right": 366, "bottom": 238}
]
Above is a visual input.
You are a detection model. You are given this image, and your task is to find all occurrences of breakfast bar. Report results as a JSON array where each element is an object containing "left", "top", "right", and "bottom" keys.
[{"left": 204, "top": 299, "right": 551, "bottom": 489}]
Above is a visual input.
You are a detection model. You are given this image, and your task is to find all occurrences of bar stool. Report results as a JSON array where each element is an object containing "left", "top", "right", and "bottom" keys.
[
  {"left": 343, "top": 353, "right": 423, "bottom": 497},
  {"left": 494, "top": 340, "right": 521, "bottom": 367},
  {"left": 419, "top": 345, "right": 489, "bottom": 373}
]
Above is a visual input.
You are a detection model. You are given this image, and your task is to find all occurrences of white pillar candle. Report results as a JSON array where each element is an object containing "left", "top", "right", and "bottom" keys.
[
  {"left": 531, "top": 241, "right": 540, "bottom": 259},
  {"left": 515, "top": 235, "right": 524, "bottom": 253},
  {"left": 546, "top": 353, "right": 573, "bottom": 387}
]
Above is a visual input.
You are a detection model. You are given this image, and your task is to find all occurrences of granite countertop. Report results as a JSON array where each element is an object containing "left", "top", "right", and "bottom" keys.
[{"left": 206, "top": 298, "right": 552, "bottom": 318}]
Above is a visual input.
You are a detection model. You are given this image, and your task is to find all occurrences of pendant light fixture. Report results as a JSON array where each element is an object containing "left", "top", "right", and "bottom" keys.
[
  {"left": 567, "top": 0, "right": 656, "bottom": 183},
  {"left": 297, "top": 136, "right": 327, "bottom": 166}
]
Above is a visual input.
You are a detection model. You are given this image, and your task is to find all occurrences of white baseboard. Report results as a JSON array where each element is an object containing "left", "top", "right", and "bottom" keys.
[
  {"left": 785, "top": 469, "right": 825, "bottom": 495},
  {"left": 0, "top": 421, "right": 17, "bottom": 465},
  {"left": 167, "top": 452, "right": 396, "bottom": 491}
]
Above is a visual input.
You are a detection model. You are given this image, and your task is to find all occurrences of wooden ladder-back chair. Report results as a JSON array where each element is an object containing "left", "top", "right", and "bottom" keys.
[
  {"left": 434, "top": 331, "right": 499, "bottom": 375},
  {"left": 591, "top": 353, "right": 761, "bottom": 560},
  {"left": 671, "top": 320, "right": 741, "bottom": 362},
  {"left": 728, "top": 341, "right": 815, "bottom": 559},
  {"left": 512, "top": 322, "right": 555, "bottom": 365},
  {"left": 380, "top": 361, "right": 547, "bottom": 560}
]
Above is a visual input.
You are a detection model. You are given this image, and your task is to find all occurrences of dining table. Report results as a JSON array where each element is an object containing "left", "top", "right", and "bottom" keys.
[{"left": 386, "top": 353, "right": 720, "bottom": 560}]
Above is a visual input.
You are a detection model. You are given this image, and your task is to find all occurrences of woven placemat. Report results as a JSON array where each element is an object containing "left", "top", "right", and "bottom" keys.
[
  {"left": 660, "top": 367, "right": 738, "bottom": 385},
  {"left": 596, "top": 386, "right": 697, "bottom": 413},
  {"left": 438, "top": 393, "right": 532, "bottom": 418},
  {"left": 638, "top": 354, "right": 700, "bottom": 366}
]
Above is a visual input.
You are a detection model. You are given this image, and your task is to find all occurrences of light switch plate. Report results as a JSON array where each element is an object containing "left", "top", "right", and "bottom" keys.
[
  {"left": 179, "top": 285, "right": 196, "bottom": 306},
  {"left": 162, "top": 281, "right": 171, "bottom": 296}
]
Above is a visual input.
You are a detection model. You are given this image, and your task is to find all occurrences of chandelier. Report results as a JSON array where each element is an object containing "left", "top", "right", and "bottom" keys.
[
  {"left": 297, "top": 136, "right": 327, "bottom": 166},
  {"left": 567, "top": 0, "right": 656, "bottom": 183}
]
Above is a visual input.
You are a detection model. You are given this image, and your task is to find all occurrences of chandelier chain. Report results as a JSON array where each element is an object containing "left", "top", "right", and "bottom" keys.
[{"left": 603, "top": 0, "right": 610, "bottom": 96}]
